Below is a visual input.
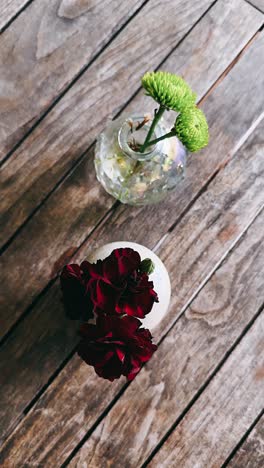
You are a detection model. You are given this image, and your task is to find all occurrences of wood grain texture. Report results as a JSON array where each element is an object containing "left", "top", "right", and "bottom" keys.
[
  {"left": 0, "top": 151, "right": 115, "bottom": 340},
  {"left": 0, "top": 0, "right": 146, "bottom": 160},
  {"left": 0, "top": 10, "right": 263, "bottom": 346},
  {"left": 148, "top": 313, "right": 264, "bottom": 468},
  {"left": 0, "top": 0, "right": 241, "bottom": 442},
  {"left": 0, "top": 0, "right": 30, "bottom": 32},
  {"left": 1, "top": 0, "right": 262, "bottom": 248},
  {"left": 0, "top": 26, "right": 263, "bottom": 446},
  {"left": 0, "top": 120, "right": 263, "bottom": 463},
  {"left": 249, "top": 0, "right": 264, "bottom": 12},
  {"left": 228, "top": 416, "right": 264, "bottom": 468},
  {"left": 0, "top": 356, "right": 125, "bottom": 466},
  {"left": 59, "top": 150, "right": 264, "bottom": 467}
]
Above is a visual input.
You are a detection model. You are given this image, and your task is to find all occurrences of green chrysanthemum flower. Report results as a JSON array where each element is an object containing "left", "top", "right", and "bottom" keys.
[
  {"left": 175, "top": 107, "right": 209, "bottom": 152},
  {"left": 142, "top": 71, "right": 196, "bottom": 112}
]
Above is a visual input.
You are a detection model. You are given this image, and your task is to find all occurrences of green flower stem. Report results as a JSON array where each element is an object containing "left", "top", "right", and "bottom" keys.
[
  {"left": 144, "top": 129, "right": 176, "bottom": 148},
  {"left": 139, "top": 105, "right": 166, "bottom": 153}
]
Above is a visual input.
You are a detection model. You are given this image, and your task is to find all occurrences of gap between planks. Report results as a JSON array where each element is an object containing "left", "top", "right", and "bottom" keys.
[
  {"left": 0, "top": 26, "right": 261, "bottom": 352},
  {"left": 155, "top": 203, "right": 264, "bottom": 348},
  {"left": 1, "top": 0, "right": 242, "bottom": 352},
  {"left": 64, "top": 212, "right": 264, "bottom": 467},
  {"left": 1, "top": 18, "right": 262, "bottom": 257},
  {"left": 0, "top": 199, "right": 119, "bottom": 350},
  {"left": 0, "top": 0, "right": 220, "bottom": 253},
  {"left": 246, "top": 0, "right": 264, "bottom": 13},
  {"left": 0, "top": 20, "right": 262, "bottom": 448},
  {"left": 153, "top": 110, "right": 264, "bottom": 254},
  {"left": 64, "top": 204, "right": 264, "bottom": 466},
  {"left": 0, "top": 0, "right": 34, "bottom": 33},
  {"left": 1, "top": 29, "right": 260, "bottom": 334},
  {"left": 0, "top": 0, "right": 262, "bottom": 460},
  {"left": 142, "top": 303, "right": 264, "bottom": 467},
  {"left": 198, "top": 28, "right": 262, "bottom": 107},
  {"left": 222, "top": 409, "right": 264, "bottom": 467},
  {"left": 0, "top": 1, "right": 262, "bottom": 452},
  {"left": 0, "top": 0, "right": 150, "bottom": 167},
  {"left": 145, "top": 312, "right": 264, "bottom": 468},
  {"left": 1, "top": 119, "right": 260, "bottom": 462},
  {"left": 0, "top": 0, "right": 217, "bottom": 168},
  {"left": 0, "top": 0, "right": 249, "bottom": 342}
]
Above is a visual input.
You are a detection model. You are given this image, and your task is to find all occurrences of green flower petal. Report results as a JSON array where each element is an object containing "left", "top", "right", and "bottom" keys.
[
  {"left": 141, "top": 71, "right": 196, "bottom": 112},
  {"left": 174, "top": 107, "right": 209, "bottom": 152}
]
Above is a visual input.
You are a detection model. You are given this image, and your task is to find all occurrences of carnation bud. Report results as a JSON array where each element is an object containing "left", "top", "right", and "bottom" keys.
[{"left": 140, "top": 258, "right": 155, "bottom": 275}]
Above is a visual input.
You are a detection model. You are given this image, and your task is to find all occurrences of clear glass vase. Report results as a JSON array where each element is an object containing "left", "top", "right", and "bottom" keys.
[{"left": 94, "top": 114, "right": 187, "bottom": 205}]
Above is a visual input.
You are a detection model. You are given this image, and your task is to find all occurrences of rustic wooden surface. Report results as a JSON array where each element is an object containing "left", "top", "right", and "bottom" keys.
[
  {"left": 148, "top": 313, "right": 264, "bottom": 468},
  {"left": 0, "top": 0, "right": 222, "bottom": 249},
  {"left": 1, "top": 2, "right": 263, "bottom": 343},
  {"left": 0, "top": 0, "right": 263, "bottom": 466},
  {"left": 249, "top": 0, "right": 264, "bottom": 12},
  {"left": 0, "top": 0, "right": 30, "bottom": 32},
  {"left": 228, "top": 415, "right": 264, "bottom": 468},
  {"left": 0, "top": 0, "right": 262, "bottom": 249},
  {"left": 65, "top": 206, "right": 264, "bottom": 468},
  {"left": 0, "top": 5, "right": 263, "bottom": 444},
  {"left": 1, "top": 121, "right": 263, "bottom": 465},
  {"left": 0, "top": 0, "right": 147, "bottom": 161}
]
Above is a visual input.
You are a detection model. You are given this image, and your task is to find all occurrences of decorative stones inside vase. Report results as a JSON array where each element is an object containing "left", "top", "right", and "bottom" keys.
[{"left": 94, "top": 114, "right": 187, "bottom": 206}]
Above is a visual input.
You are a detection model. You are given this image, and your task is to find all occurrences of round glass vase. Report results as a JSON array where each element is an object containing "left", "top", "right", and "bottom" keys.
[{"left": 94, "top": 114, "right": 187, "bottom": 206}]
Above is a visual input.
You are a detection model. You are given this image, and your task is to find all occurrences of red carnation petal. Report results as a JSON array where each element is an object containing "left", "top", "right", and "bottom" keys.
[
  {"left": 122, "top": 303, "right": 146, "bottom": 318},
  {"left": 137, "top": 328, "right": 153, "bottom": 341},
  {"left": 95, "top": 354, "right": 123, "bottom": 381},
  {"left": 100, "top": 350, "right": 115, "bottom": 363},
  {"left": 81, "top": 260, "right": 105, "bottom": 280},
  {"left": 117, "top": 315, "right": 141, "bottom": 335},
  {"left": 116, "top": 347, "right": 125, "bottom": 363},
  {"left": 102, "top": 255, "right": 120, "bottom": 283},
  {"left": 127, "top": 357, "right": 142, "bottom": 380},
  {"left": 111, "top": 248, "right": 141, "bottom": 278},
  {"left": 78, "top": 311, "right": 157, "bottom": 382},
  {"left": 61, "top": 264, "right": 83, "bottom": 280}
]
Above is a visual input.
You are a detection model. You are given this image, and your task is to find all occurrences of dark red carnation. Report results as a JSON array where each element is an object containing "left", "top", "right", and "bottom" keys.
[
  {"left": 116, "top": 271, "right": 158, "bottom": 318},
  {"left": 81, "top": 259, "right": 124, "bottom": 315},
  {"left": 60, "top": 264, "right": 93, "bottom": 321},
  {"left": 81, "top": 249, "right": 158, "bottom": 318},
  {"left": 77, "top": 315, "right": 157, "bottom": 381},
  {"left": 83, "top": 248, "right": 141, "bottom": 282}
]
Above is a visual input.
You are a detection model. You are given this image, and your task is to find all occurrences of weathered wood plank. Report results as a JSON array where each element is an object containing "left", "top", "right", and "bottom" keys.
[
  {"left": 227, "top": 415, "right": 264, "bottom": 468},
  {"left": 56, "top": 176, "right": 264, "bottom": 467},
  {"left": 0, "top": 24, "right": 263, "bottom": 445},
  {"left": 0, "top": 359, "right": 125, "bottom": 464},
  {"left": 0, "top": 0, "right": 219, "bottom": 341},
  {"left": 1, "top": 0, "right": 262, "bottom": 248},
  {"left": 148, "top": 313, "right": 264, "bottom": 468},
  {"left": 0, "top": 120, "right": 263, "bottom": 463},
  {"left": 0, "top": 0, "right": 30, "bottom": 32},
  {"left": 0, "top": 7, "right": 263, "bottom": 344},
  {"left": 249, "top": 0, "right": 264, "bottom": 12},
  {"left": 0, "top": 0, "right": 147, "bottom": 160},
  {"left": 0, "top": 0, "right": 244, "bottom": 443}
]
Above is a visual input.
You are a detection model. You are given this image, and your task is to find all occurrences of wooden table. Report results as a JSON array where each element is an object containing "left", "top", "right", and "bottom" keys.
[{"left": 0, "top": 0, "right": 263, "bottom": 466}]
